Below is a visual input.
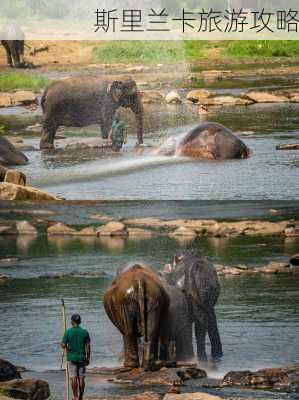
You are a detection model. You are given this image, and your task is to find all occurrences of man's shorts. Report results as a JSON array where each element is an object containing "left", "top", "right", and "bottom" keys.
[{"left": 68, "top": 361, "right": 86, "bottom": 378}]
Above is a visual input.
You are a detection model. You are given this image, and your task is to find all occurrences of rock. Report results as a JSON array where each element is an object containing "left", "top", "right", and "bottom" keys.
[
  {"left": 0, "top": 93, "right": 13, "bottom": 108},
  {"left": 0, "top": 378, "right": 50, "bottom": 400},
  {"left": 169, "top": 226, "right": 197, "bottom": 237},
  {"left": 165, "top": 91, "right": 182, "bottom": 104},
  {"left": 198, "top": 105, "right": 209, "bottom": 115},
  {"left": 16, "top": 221, "right": 37, "bottom": 235},
  {"left": 140, "top": 91, "right": 165, "bottom": 104},
  {"left": 0, "top": 225, "right": 16, "bottom": 235},
  {"left": 79, "top": 227, "right": 97, "bottom": 236},
  {"left": 164, "top": 393, "right": 222, "bottom": 400},
  {"left": 0, "top": 359, "right": 21, "bottom": 382},
  {"left": 244, "top": 221, "right": 288, "bottom": 236},
  {"left": 186, "top": 90, "right": 211, "bottom": 103},
  {"left": 87, "top": 392, "right": 162, "bottom": 400},
  {"left": 0, "top": 183, "right": 62, "bottom": 201},
  {"left": 96, "top": 222, "right": 127, "bottom": 237},
  {"left": 276, "top": 143, "right": 299, "bottom": 150},
  {"left": 125, "top": 66, "right": 149, "bottom": 73},
  {"left": 259, "top": 262, "right": 289, "bottom": 274},
  {"left": 201, "top": 96, "right": 253, "bottom": 106},
  {"left": 243, "top": 91, "right": 289, "bottom": 103},
  {"left": 285, "top": 227, "right": 299, "bottom": 237},
  {"left": 25, "top": 124, "right": 42, "bottom": 133},
  {"left": 11, "top": 91, "right": 37, "bottom": 106},
  {"left": 0, "top": 274, "right": 10, "bottom": 281},
  {"left": 221, "top": 365, "right": 299, "bottom": 392},
  {"left": 127, "top": 228, "right": 153, "bottom": 238},
  {"left": 4, "top": 170, "right": 26, "bottom": 186},
  {"left": 48, "top": 223, "right": 77, "bottom": 236},
  {"left": 202, "top": 70, "right": 232, "bottom": 82},
  {"left": 289, "top": 254, "right": 299, "bottom": 266}
]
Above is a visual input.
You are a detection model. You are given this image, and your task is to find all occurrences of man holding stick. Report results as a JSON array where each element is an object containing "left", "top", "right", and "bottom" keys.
[{"left": 61, "top": 314, "right": 91, "bottom": 400}]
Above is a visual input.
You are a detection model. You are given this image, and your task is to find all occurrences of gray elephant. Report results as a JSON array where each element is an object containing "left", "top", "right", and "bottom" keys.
[
  {"left": 40, "top": 77, "right": 144, "bottom": 149},
  {"left": 0, "top": 137, "right": 28, "bottom": 166},
  {"left": 159, "top": 278, "right": 194, "bottom": 363},
  {"left": 1, "top": 24, "right": 25, "bottom": 68},
  {"left": 162, "top": 249, "right": 223, "bottom": 364}
]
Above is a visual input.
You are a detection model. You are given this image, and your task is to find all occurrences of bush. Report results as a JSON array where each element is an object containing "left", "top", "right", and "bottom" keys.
[{"left": 0, "top": 72, "right": 49, "bottom": 91}]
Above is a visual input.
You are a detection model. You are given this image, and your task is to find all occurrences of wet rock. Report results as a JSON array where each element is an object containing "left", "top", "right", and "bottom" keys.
[
  {"left": 285, "top": 226, "right": 299, "bottom": 237},
  {"left": 127, "top": 227, "right": 154, "bottom": 238},
  {"left": 201, "top": 96, "right": 253, "bottom": 106},
  {"left": 25, "top": 123, "right": 42, "bottom": 133},
  {"left": 166, "top": 91, "right": 182, "bottom": 104},
  {"left": 87, "top": 392, "right": 162, "bottom": 400},
  {"left": 0, "top": 274, "right": 10, "bottom": 281},
  {"left": 186, "top": 90, "right": 211, "bottom": 103},
  {"left": 198, "top": 105, "right": 209, "bottom": 115},
  {"left": 164, "top": 393, "right": 222, "bottom": 400},
  {"left": 11, "top": 91, "right": 38, "bottom": 106},
  {"left": 0, "top": 183, "right": 62, "bottom": 201},
  {"left": 0, "top": 165, "right": 8, "bottom": 181},
  {"left": 221, "top": 365, "right": 299, "bottom": 392},
  {"left": 79, "top": 226, "right": 97, "bottom": 236},
  {"left": 289, "top": 254, "right": 299, "bottom": 266},
  {"left": 140, "top": 91, "right": 165, "bottom": 104},
  {"left": 0, "top": 378, "right": 50, "bottom": 400},
  {"left": 243, "top": 91, "right": 289, "bottom": 103},
  {"left": 259, "top": 262, "right": 289, "bottom": 274},
  {"left": 126, "top": 66, "right": 150, "bottom": 73},
  {"left": 48, "top": 223, "right": 77, "bottom": 236},
  {"left": 96, "top": 222, "right": 128, "bottom": 237},
  {"left": 0, "top": 359, "right": 21, "bottom": 382},
  {"left": 206, "top": 223, "right": 229, "bottom": 237},
  {"left": 0, "top": 93, "right": 13, "bottom": 108},
  {"left": 276, "top": 143, "right": 299, "bottom": 150},
  {"left": 4, "top": 170, "right": 26, "bottom": 186},
  {"left": 0, "top": 225, "right": 16, "bottom": 235},
  {"left": 169, "top": 226, "right": 197, "bottom": 237},
  {"left": 243, "top": 221, "right": 288, "bottom": 236},
  {"left": 16, "top": 221, "right": 37, "bottom": 235},
  {"left": 202, "top": 70, "right": 232, "bottom": 82}
]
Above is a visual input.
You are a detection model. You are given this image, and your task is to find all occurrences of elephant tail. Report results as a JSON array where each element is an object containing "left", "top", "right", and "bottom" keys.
[
  {"left": 40, "top": 87, "right": 48, "bottom": 113},
  {"left": 137, "top": 280, "right": 147, "bottom": 342}
]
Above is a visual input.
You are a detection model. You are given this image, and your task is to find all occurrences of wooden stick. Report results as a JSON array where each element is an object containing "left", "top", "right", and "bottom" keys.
[{"left": 61, "top": 299, "right": 70, "bottom": 400}]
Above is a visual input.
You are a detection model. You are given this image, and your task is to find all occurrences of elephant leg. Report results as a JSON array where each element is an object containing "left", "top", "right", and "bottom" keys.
[
  {"left": 195, "top": 320, "right": 208, "bottom": 364},
  {"left": 143, "top": 311, "right": 160, "bottom": 371},
  {"left": 175, "top": 322, "right": 194, "bottom": 362},
  {"left": 40, "top": 117, "right": 58, "bottom": 150},
  {"left": 123, "top": 334, "right": 139, "bottom": 368},
  {"left": 207, "top": 309, "right": 223, "bottom": 360},
  {"left": 11, "top": 43, "right": 21, "bottom": 68},
  {"left": 2, "top": 42, "right": 13, "bottom": 66}
]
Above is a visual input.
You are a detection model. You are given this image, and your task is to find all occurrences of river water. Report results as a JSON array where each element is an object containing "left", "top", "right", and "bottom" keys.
[{"left": 0, "top": 233, "right": 298, "bottom": 398}]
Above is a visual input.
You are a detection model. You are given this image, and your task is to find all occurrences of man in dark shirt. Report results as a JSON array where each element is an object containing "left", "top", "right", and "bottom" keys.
[{"left": 61, "top": 314, "right": 91, "bottom": 400}]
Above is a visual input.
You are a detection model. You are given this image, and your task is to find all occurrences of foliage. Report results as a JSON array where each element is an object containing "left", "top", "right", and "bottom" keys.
[
  {"left": 223, "top": 41, "right": 299, "bottom": 58},
  {"left": 0, "top": 72, "right": 49, "bottom": 91}
]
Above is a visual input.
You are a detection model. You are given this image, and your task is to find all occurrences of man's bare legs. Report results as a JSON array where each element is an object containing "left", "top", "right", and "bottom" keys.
[
  {"left": 71, "top": 377, "right": 79, "bottom": 400},
  {"left": 78, "top": 377, "right": 85, "bottom": 400}
]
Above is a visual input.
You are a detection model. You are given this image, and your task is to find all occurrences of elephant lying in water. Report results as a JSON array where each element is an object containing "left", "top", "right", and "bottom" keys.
[
  {"left": 162, "top": 249, "right": 223, "bottom": 364},
  {"left": 154, "top": 122, "right": 250, "bottom": 160},
  {"left": 0, "top": 137, "right": 28, "bottom": 166},
  {"left": 40, "top": 77, "right": 144, "bottom": 150}
]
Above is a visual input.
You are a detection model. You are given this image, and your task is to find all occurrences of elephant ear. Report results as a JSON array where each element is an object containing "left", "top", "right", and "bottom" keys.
[{"left": 107, "top": 81, "right": 123, "bottom": 103}]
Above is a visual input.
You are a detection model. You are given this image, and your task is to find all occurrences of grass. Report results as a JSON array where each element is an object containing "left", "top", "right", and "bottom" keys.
[
  {"left": 0, "top": 72, "right": 49, "bottom": 92},
  {"left": 222, "top": 41, "right": 299, "bottom": 58},
  {"left": 92, "top": 41, "right": 208, "bottom": 64}
]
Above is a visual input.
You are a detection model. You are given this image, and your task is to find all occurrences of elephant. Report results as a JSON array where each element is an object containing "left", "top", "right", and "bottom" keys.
[
  {"left": 104, "top": 264, "right": 169, "bottom": 371},
  {"left": 1, "top": 24, "right": 25, "bottom": 68},
  {"left": 154, "top": 122, "right": 250, "bottom": 160},
  {"left": 0, "top": 137, "right": 28, "bottom": 166},
  {"left": 39, "top": 77, "right": 144, "bottom": 149},
  {"left": 162, "top": 249, "right": 223, "bottom": 364}
]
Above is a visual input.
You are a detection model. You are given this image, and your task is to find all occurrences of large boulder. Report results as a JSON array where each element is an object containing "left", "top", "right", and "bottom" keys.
[
  {"left": 48, "top": 223, "right": 77, "bottom": 236},
  {"left": 0, "top": 183, "right": 62, "bottom": 201},
  {"left": 0, "top": 359, "right": 21, "bottom": 382},
  {"left": 201, "top": 96, "right": 253, "bottom": 106},
  {"left": 0, "top": 93, "right": 13, "bottom": 108},
  {"left": 4, "top": 170, "right": 26, "bottom": 186},
  {"left": 0, "top": 137, "right": 28, "bottom": 166},
  {"left": 221, "top": 365, "right": 299, "bottom": 392},
  {"left": 11, "top": 91, "right": 37, "bottom": 106},
  {"left": 243, "top": 91, "right": 289, "bottom": 103},
  {"left": 186, "top": 90, "right": 211, "bottom": 103},
  {"left": 164, "top": 393, "right": 222, "bottom": 400},
  {"left": 0, "top": 378, "right": 50, "bottom": 400},
  {"left": 140, "top": 91, "right": 165, "bottom": 104},
  {"left": 96, "top": 221, "right": 127, "bottom": 237},
  {"left": 16, "top": 221, "right": 37, "bottom": 235},
  {"left": 165, "top": 91, "right": 182, "bottom": 104}
]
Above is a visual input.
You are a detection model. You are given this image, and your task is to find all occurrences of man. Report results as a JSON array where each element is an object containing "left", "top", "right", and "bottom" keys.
[
  {"left": 61, "top": 314, "right": 91, "bottom": 400},
  {"left": 108, "top": 112, "right": 128, "bottom": 152}
]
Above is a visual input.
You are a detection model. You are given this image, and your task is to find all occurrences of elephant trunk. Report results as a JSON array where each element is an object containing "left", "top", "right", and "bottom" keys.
[{"left": 130, "top": 96, "right": 144, "bottom": 145}]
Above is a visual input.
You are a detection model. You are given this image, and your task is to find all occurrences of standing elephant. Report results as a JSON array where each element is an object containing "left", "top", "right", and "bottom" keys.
[
  {"left": 40, "top": 77, "right": 144, "bottom": 149},
  {"left": 159, "top": 278, "right": 194, "bottom": 362},
  {"left": 163, "top": 249, "right": 223, "bottom": 364},
  {"left": 1, "top": 24, "right": 25, "bottom": 68},
  {"left": 104, "top": 264, "right": 169, "bottom": 371}
]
